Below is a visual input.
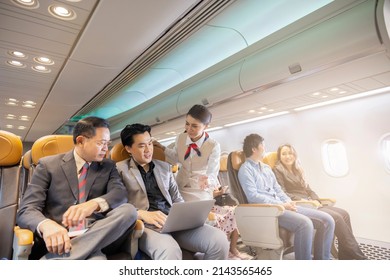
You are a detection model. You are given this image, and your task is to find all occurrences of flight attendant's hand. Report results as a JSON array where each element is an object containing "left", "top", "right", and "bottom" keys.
[{"left": 197, "top": 175, "right": 209, "bottom": 190}]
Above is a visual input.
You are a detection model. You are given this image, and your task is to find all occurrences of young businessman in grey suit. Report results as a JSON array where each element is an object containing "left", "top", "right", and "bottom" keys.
[
  {"left": 116, "top": 123, "right": 229, "bottom": 260},
  {"left": 17, "top": 116, "right": 137, "bottom": 259}
]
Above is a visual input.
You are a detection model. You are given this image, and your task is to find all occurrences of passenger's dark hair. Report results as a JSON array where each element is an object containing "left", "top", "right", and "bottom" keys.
[
  {"left": 242, "top": 133, "right": 264, "bottom": 157},
  {"left": 73, "top": 116, "right": 109, "bottom": 144},
  {"left": 121, "top": 123, "right": 151, "bottom": 147},
  {"left": 187, "top": 104, "right": 212, "bottom": 125}
]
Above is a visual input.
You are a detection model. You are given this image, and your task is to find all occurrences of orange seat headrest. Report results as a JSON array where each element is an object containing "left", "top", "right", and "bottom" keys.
[
  {"left": 0, "top": 130, "right": 23, "bottom": 166},
  {"left": 31, "top": 135, "right": 74, "bottom": 165},
  {"left": 231, "top": 151, "right": 245, "bottom": 171}
]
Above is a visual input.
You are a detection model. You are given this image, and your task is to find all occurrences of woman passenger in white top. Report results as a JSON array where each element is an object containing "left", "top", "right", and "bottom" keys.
[{"left": 153, "top": 104, "right": 251, "bottom": 260}]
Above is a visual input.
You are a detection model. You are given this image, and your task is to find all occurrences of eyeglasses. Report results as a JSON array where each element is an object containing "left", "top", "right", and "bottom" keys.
[
  {"left": 94, "top": 140, "right": 112, "bottom": 147},
  {"left": 82, "top": 135, "right": 112, "bottom": 147}
]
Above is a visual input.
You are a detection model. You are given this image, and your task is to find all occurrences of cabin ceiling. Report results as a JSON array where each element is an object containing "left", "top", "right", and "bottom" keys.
[
  {"left": 0, "top": 0, "right": 201, "bottom": 142},
  {"left": 1, "top": 0, "right": 390, "bottom": 144}
]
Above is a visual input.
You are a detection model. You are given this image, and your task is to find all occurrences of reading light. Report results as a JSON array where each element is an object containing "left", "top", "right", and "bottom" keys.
[{"left": 295, "top": 86, "right": 390, "bottom": 111}]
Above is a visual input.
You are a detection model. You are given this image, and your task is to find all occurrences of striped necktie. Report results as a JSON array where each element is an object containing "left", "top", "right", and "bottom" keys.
[{"left": 78, "top": 162, "right": 89, "bottom": 203}]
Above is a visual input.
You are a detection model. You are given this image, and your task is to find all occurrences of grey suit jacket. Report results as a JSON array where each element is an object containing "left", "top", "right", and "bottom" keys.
[
  {"left": 116, "top": 158, "right": 184, "bottom": 210},
  {"left": 17, "top": 150, "right": 128, "bottom": 232}
]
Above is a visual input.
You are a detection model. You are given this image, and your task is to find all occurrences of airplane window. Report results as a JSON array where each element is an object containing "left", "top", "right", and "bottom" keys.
[
  {"left": 379, "top": 133, "right": 390, "bottom": 174},
  {"left": 321, "top": 139, "right": 349, "bottom": 177}
]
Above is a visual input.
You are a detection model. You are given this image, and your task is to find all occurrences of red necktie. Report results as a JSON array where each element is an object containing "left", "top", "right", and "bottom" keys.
[
  {"left": 78, "top": 162, "right": 89, "bottom": 203},
  {"left": 184, "top": 143, "right": 201, "bottom": 160}
]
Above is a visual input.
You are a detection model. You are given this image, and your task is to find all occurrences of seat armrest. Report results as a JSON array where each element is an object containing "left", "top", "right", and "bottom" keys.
[
  {"left": 130, "top": 219, "right": 144, "bottom": 259},
  {"left": 13, "top": 226, "right": 34, "bottom": 260},
  {"left": 234, "top": 204, "right": 286, "bottom": 250},
  {"left": 295, "top": 199, "right": 321, "bottom": 208},
  {"left": 237, "top": 203, "right": 285, "bottom": 216},
  {"left": 318, "top": 198, "right": 336, "bottom": 206}
]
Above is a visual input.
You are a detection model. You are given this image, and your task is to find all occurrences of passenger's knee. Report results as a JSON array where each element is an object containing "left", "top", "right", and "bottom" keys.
[
  {"left": 210, "top": 227, "right": 229, "bottom": 257},
  {"left": 322, "top": 213, "right": 335, "bottom": 231},
  {"left": 155, "top": 243, "right": 182, "bottom": 260},
  {"left": 299, "top": 216, "right": 314, "bottom": 232}
]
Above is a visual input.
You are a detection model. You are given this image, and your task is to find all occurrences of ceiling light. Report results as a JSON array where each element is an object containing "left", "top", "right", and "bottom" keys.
[
  {"left": 32, "top": 65, "right": 51, "bottom": 73},
  {"left": 248, "top": 110, "right": 256, "bottom": 113},
  {"left": 34, "top": 56, "right": 54, "bottom": 65},
  {"left": 330, "top": 87, "right": 339, "bottom": 92},
  {"left": 6, "top": 114, "right": 16, "bottom": 120},
  {"left": 166, "top": 131, "right": 177, "bottom": 135},
  {"left": 22, "top": 101, "right": 36, "bottom": 108},
  {"left": 17, "top": 126, "right": 26, "bottom": 130},
  {"left": 48, "top": 5, "right": 77, "bottom": 20},
  {"left": 22, "top": 104, "right": 35, "bottom": 108},
  {"left": 311, "top": 92, "right": 321, "bottom": 96},
  {"left": 11, "top": 0, "right": 39, "bottom": 9},
  {"left": 6, "top": 101, "right": 18, "bottom": 106},
  {"left": 158, "top": 136, "right": 177, "bottom": 143},
  {"left": 7, "top": 60, "right": 26, "bottom": 68},
  {"left": 294, "top": 86, "right": 390, "bottom": 111},
  {"left": 8, "top": 51, "right": 27, "bottom": 58},
  {"left": 224, "top": 111, "right": 289, "bottom": 127},
  {"left": 6, "top": 125, "right": 14, "bottom": 129},
  {"left": 205, "top": 126, "right": 223, "bottom": 132},
  {"left": 23, "top": 100, "right": 36, "bottom": 105},
  {"left": 19, "top": 115, "right": 30, "bottom": 121}
]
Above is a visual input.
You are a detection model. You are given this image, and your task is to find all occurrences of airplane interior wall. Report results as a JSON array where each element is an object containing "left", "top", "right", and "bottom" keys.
[{"left": 211, "top": 92, "right": 390, "bottom": 244}]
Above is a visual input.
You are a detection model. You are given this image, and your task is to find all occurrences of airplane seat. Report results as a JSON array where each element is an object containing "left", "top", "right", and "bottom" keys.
[
  {"left": 227, "top": 150, "right": 294, "bottom": 259},
  {"left": 13, "top": 135, "right": 141, "bottom": 260},
  {"left": 214, "top": 153, "right": 238, "bottom": 207},
  {"left": 218, "top": 153, "right": 229, "bottom": 186},
  {"left": 0, "top": 130, "right": 23, "bottom": 260}
]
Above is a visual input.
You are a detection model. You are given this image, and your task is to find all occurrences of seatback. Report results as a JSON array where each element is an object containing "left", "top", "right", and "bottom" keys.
[
  {"left": 19, "top": 150, "right": 32, "bottom": 199},
  {"left": 218, "top": 153, "right": 229, "bottom": 187},
  {"left": 0, "top": 130, "right": 23, "bottom": 259},
  {"left": 227, "top": 151, "right": 248, "bottom": 204},
  {"left": 214, "top": 153, "right": 238, "bottom": 207},
  {"left": 262, "top": 151, "right": 278, "bottom": 168}
]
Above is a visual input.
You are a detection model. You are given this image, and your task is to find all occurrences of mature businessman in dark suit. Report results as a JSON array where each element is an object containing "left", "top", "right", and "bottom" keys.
[
  {"left": 17, "top": 116, "right": 137, "bottom": 260},
  {"left": 116, "top": 123, "right": 229, "bottom": 260}
]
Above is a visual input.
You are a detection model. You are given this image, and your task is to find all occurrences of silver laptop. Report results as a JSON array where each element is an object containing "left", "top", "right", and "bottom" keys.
[{"left": 146, "top": 199, "right": 215, "bottom": 234}]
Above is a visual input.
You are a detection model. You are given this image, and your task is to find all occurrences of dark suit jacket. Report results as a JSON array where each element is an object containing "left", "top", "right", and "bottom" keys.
[
  {"left": 17, "top": 150, "right": 128, "bottom": 232},
  {"left": 273, "top": 163, "right": 319, "bottom": 201},
  {"left": 116, "top": 158, "right": 184, "bottom": 211}
]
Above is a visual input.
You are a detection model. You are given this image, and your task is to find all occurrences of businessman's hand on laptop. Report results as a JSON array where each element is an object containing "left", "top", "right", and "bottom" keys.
[{"left": 138, "top": 210, "right": 167, "bottom": 228}]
